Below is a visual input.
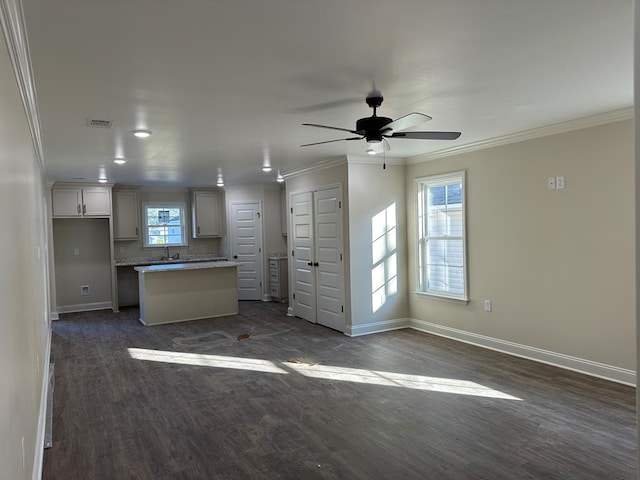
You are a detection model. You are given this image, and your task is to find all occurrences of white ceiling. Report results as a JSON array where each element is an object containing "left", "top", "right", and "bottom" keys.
[{"left": 22, "top": 0, "right": 633, "bottom": 187}]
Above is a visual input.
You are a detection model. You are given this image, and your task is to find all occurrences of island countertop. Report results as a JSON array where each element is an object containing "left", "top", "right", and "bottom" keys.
[
  {"left": 134, "top": 260, "right": 239, "bottom": 274},
  {"left": 116, "top": 254, "right": 227, "bottom": 267}
]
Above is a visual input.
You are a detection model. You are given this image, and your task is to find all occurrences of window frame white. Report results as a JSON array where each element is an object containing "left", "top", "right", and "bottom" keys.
[
  {"left": 415, "top": 170, "right": 468, "bottom": 302},
  {"left": 142, "top": 202, "right": 188, "bottom": 248}
]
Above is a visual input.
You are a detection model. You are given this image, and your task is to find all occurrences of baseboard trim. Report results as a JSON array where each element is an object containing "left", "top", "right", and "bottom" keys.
[
  {"left": 345, "top": 318, "right": 410, "bottom": 337},
  {"left": 261, "top": 294, "right": 272, "bottom": 302},
  {"left": 409, "top": 318, "right": 636, "bottom": 386},
  {"left": 56, "top": 301, "right": 112, "bottom": 314},
  {"left": 32, "top": 328, "right": 51, "bottom": 480},
  {"left": 50, "top": 311, "right": 59, "bottom": 321}
]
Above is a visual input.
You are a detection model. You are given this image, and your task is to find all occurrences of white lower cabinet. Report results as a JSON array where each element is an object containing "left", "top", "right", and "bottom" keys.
[{"left": 269, "top": 257, "right": 288, "bottom": 302}]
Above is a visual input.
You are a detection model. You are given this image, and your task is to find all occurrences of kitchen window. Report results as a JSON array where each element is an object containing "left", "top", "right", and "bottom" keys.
[
  {"left": 416, "top": 171, "right": 467, "bottom": 301},
  {"left": 143, "top": 203, "right": 187, "bottom": 248}
]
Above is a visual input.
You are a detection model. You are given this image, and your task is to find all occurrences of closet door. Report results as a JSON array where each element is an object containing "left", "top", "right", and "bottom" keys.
[
  {"left": 291, "top": 192, "right": 316, "bottom": 322},
  {"left": 291, "top": 187, "right": 344, "bottom": 332}
]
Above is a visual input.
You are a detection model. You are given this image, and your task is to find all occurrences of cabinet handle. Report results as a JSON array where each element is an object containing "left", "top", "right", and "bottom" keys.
[
  {"left": 77, "top": 204, "right": 81, "bottom": 215},
  {"left": 82, "top": 204, "right": 86, "bottom": 215},
  {"left": 135, "top": 227, "right": 138, "bottom": 235},
  {"left": 197, "top": 226, "right": 200, "bottom": 234}
]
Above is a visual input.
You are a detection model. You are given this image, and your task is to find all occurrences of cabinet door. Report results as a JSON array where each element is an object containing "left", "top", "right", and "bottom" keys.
[
  {"left": 113, "top": 191, "right": 140, "bottom": 240},
  {"left": 192, "top": 191, "right": 220, "bottom": 237},
  {"left": 82, "top": 187, "right": 111, "bottom": 216},
  {"left": 52, "top": 188, "right": 82, "bottom": 216}
]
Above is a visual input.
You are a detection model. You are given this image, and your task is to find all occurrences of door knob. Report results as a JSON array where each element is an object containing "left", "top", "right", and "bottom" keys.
[
  {"left": 307, "top": 261, "right": 313, "bottom": 266},
  {"left": 233, "top": 255, "right": 238, "bottom": 259},
  {"left": 313, "top": 262, "right": 319, "bottom": 267}
]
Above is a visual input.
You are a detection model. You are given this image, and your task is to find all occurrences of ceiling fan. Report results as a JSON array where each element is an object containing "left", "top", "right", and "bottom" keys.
[{"left": 300, "top": 90, "right": 461, "bottom": 153}]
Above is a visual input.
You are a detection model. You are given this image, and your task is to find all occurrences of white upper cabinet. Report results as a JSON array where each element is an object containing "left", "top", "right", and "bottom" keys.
[
  {"left": 192, "top": 190, "right": 221, "bottom": 238},
  {"left": 113, "top": 190, "right": 140, "bottom": 240},
  {"left": 52, "top": 185, "right": 112, "bottom": 217}
]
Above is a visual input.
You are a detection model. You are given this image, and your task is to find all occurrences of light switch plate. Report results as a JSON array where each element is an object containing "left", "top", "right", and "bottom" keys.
[{"left": 556, "top": 176, "right": 565, "bottom": 189}]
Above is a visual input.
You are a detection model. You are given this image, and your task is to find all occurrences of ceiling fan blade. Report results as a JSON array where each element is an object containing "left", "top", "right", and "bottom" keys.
[
  {"left": 380, "top": 112, "right": 432, "bottom": 134},
  {"left": 301, "top": 136, "right": 363, "bottom": 147},
  {"left": 302, "top": 123, "right": 360, "bottom": 135},
  {"left": 290, "top": 98, "right": 362, "bottom": 114},
  {"left": 388, "top": 131, "right": 461, "bottom": 140}
]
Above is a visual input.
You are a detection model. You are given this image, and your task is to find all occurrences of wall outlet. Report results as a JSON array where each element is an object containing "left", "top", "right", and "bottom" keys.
[
  {"left": 80, "top": 285, "right": 90, "bottom": 296},
  {"left": 74, "top": 247, "right": 80, "bottom": 256},
  {"left": 119, "top": 246, "right": 125, "bottom": 254},
  {"left": 484, "top": 300, "right": 492, "bottom": 312}
]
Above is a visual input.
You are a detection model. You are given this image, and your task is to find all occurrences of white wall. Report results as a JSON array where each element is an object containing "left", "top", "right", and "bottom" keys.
[
  {"left": 0, "top": 32, "right": 51, "bottom": 480},
  {"left": 406, "top": 120, "right": 635, "bottom": 372},
  {"left": 347, "top": 160, "right": 409, "bottom": 334}
]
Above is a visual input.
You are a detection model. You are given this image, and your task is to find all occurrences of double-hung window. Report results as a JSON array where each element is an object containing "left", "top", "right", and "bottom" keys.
[
  {"left": 416, "top": 171, "right": 467, "bottom": 300},
  {"left": 143, "top": 203, "right": 187, "bottom": 248}
]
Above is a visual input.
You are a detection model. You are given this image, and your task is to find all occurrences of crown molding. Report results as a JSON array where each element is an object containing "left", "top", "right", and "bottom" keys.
[
  {"left": 407, "top": 107, "right": 634, "bottom": 164},
  {"left": 0, "top": 0, "right": 46, "bottom": 177},
  {"left": 283, "top": 156, "right": 347, "bottom": 179},
  {"left": 346, "top": 154, "right": 406, "bottom": 166}
]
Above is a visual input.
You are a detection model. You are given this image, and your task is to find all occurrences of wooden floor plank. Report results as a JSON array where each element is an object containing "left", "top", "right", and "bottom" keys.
[{"left": 43, "top": 302, "right": 636, "bottom": 479}]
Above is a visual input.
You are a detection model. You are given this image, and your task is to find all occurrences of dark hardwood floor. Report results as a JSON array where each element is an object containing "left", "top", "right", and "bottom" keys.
[{"left": 44, "top": 302, "right": 636, "bottom": 479}]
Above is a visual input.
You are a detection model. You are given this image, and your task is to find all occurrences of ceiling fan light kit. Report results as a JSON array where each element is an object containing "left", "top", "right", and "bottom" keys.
[
  {"left": 131, "top": 129, "right": 152, "bottom": 138},
  {"left": 301, "top": 91, "right": 461, "bottom": 155}
]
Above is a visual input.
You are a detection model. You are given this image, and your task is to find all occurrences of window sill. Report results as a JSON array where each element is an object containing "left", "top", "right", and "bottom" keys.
[{"left": 413, "top": 291, "right": 469, "bottom": 305}]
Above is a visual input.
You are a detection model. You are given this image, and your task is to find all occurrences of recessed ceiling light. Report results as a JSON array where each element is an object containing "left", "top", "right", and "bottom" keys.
[
  {"left": 276, "top": 171, "right": 284, "bottom": 183},
  {"left": 217, "top": 181, "right": 224, "bottom": 187},
  {"left": 113, "top": 158, "right": 127, "bottom": 165},
  {"left": 366, "top": 147, "right": 377, "bottom": 155},
  {"left": 262, "top": 166, "right": 272, "bottom": 172},
  {"left": 98, "top": 178, "right": 108, "bottom": 183},
  {"left": 131, "top": 129, "right": 152, "bottom": 138}
]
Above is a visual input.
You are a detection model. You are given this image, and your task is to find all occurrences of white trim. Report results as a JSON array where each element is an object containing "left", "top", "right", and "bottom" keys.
[
  {"left": 138, "top": 311, "right": 237, "bottom": 326},
  {"left": 409, "top": 318, "right": 636, "bottom": 386},
  {"left": 262, "top": 294, "right": 272, "bottom": 302},
  {"left": 286, "top": 306, "right": 294, "bottom": 316},
  {"left": 407, "top": 107, "right": 634, "bottom": 164},
  {"left": 346, "top": 154, "right": 406, "bottom": 166},
  {"left": 344, "top": 318, "right": 410, "bottom": 337},
  {"left": 32, "top": 328, "right": 51, "bottom": 480},
  {"left": 56, "top": 301, "right": 112, "bottom": 314},
  {"left": 283, "top": 156, "right": 346, "bottom": 179},
  {"left": 0, "top": 0, "right": 46, "bottom": 177},
  {"left": 50, "top": 311, "right": 59, "bottom": 321}
]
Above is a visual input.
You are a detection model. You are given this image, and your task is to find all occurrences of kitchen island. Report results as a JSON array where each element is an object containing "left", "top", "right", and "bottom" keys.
[{"left": 134, "top": 261, "right": 239, "bottom": 326}]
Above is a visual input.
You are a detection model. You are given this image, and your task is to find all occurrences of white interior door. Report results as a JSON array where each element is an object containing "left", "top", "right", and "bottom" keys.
[
  {"left": 230, "top": 202, "right": 263, "bottom": 301},
  {"left": 291, "top": 187, "right": 344, "bottom": 331},
  {"left": 314, "top": 187, "right": 343, "bottom": 331},
  {"left": 291, "top": 192, "right": 316, "bottom": 322}
]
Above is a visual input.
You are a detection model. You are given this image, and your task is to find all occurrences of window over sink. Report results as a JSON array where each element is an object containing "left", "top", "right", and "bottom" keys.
[{"left": 143, "top": 203, "right": 187, "bottom": 248}]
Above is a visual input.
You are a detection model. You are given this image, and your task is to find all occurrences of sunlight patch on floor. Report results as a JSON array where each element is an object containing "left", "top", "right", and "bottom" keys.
[
  {"left": 283, "top": 362, "right": 521, "bottom": 400},
  {"left": 128, "top": 348, "right": 520, "bottom": 399},
  {"left": 128, "top": 348, "right": 288, "bottom": 374}
]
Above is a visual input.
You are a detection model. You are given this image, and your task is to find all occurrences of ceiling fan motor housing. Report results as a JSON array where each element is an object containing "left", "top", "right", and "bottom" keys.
[{"left": 356, "top": 116, "right": 393, "bottom": 142}]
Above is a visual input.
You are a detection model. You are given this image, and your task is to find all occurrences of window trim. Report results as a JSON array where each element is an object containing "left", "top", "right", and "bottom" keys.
[
  {"left": 415, "top": 170, "right": 468, "bottom": 301},
  {"left": 142, "top": 202, "right": 188, "bottom": 248}
]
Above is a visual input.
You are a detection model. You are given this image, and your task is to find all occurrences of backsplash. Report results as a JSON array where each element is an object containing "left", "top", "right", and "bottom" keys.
[{"left": 114, "top": 237, "right": 221, "bottom": 261}]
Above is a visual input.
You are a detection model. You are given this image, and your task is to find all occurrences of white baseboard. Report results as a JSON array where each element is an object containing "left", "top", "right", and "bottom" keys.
[
  {"left": 32, "top": 328, "right": 51, "bottom": 480},
  {"left": 409, "top": 318, "right": 636, "bottom": 386},
  {"left": 50, "top": 311, "right": 59, "bottom": 321},
  {"left": 286, "top": 306, "right": 294, "bottom": 317},
  {"left": 345, "top": 318, "right": 410, "bottom": 337},
  {"left": 56, "top": 301, "right": 112, "bottom": 314},
  {"left": 261, "top": 294, "right": 272, "bottom": 302}
]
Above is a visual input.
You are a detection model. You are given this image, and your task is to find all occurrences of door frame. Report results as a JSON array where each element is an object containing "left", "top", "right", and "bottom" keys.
[
  {"left": 228, "top": 200, "right": 265, "bottom": 301},
  {"left": 287, "top": 183, "right": 345, "bottom": 329}
]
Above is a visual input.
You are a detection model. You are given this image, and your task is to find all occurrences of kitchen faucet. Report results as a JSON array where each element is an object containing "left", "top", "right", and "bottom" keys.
[{"left": 164, "top": 246, "right": 179, "bottom": 260}]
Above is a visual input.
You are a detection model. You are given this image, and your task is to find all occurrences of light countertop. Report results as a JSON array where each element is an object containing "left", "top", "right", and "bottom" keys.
[
  {"left": 134, "top": 260, "right": 239, "bottom": 273},
  {"left": 116, "top": 254, "right": 227, "bottom": 267}
]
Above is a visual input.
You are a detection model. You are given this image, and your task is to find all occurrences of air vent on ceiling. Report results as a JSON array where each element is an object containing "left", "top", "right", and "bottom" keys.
[{"left": 86, "top": 118, "right": 113, "bottom": 128}]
